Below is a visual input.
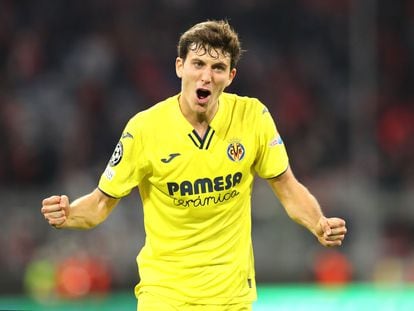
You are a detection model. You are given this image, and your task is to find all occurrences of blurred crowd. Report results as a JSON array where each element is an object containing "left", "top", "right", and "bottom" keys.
[{"left": 1, "top": 0, "right": 414, "bottom": 296}]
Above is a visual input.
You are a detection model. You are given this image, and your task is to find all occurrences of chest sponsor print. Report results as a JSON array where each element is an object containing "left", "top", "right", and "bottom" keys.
[{"left": 167, "top": 172, "right": 243, "bottom": 208}]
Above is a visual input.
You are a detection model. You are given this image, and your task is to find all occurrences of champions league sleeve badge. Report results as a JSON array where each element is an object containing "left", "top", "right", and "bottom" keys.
[{"left": 109, "top": 141, "right": 123, "bottom": 167}]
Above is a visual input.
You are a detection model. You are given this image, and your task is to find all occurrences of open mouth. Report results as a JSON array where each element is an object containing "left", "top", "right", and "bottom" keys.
[{"left": 196, "top": 88, "right": 211, "bottom": 100}]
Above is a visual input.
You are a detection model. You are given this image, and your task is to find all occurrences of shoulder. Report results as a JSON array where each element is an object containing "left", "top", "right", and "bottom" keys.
[
  {"left": 220, "top": 92, "right": 269, "bottom": 117},
  {"left": 126, "top": 95, "right": 178, "bottom": 132}
]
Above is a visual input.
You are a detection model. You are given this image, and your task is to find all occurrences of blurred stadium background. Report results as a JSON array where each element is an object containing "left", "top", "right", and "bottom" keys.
[{"left": 1, "top": 0, "right": 413, "bottom": 309}]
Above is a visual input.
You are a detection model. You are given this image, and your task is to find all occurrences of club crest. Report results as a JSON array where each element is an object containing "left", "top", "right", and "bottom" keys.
[{"left": 227, "top": 141, "right": 245, "bottom": 162}]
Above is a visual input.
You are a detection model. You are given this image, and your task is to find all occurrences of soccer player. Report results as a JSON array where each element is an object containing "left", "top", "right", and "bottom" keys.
[{"left": 41, "top": 20, "right": 347, "bottom": 310}]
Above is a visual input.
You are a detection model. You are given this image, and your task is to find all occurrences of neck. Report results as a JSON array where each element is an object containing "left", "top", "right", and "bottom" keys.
[
  {"left": 192, "top": 120, "right": 209, "bottom": 139},
  {"left": 179, "top": 98, "right": 219, "bottom": 138},
  {"left": 187, "top": 112, "right": 212, "bottom": 139}
]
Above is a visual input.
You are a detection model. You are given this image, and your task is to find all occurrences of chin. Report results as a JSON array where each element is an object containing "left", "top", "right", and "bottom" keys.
[{"left": 194, "top": 106, "right": 208, "bottom": 114}]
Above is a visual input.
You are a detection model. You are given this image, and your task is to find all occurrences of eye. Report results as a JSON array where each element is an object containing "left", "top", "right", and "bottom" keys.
[
  {"left": 212, "top": 64, "right": 226, "bottom": 72},
  {"left": 193, "top": 61, "right": 203, "bottom": 68}
]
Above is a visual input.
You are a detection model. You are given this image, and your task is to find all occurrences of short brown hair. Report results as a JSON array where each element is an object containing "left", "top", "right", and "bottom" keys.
[{"left": 177, "top": 20, "right": 242, "bottom": 69}]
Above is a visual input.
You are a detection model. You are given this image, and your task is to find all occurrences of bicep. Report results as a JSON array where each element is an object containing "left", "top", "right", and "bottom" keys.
[
  {"left": 267, "top": 166, "right": 298, "bottom": 201},
  {"left": 93, "top": 188, "right": 120, "bottom": 219}
]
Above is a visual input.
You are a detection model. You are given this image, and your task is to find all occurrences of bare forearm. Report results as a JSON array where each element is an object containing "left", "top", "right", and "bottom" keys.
[
  {"left": 268, "top": 167, "right": 347, "bottom": 247},
  {"left": 42, "top": 189, "right": 119, "bottom": 230},
  {"left": 63, "top": 193, "right": 103, "bottom": 229},
  {"left": 279, "top": 182, "right": 323, "bottom": 235},
  {"left": 268, "top": 167, "right": 323, "bottom": 235}
]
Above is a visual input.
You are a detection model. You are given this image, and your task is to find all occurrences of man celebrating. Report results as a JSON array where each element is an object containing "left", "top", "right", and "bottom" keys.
[{"left": 42, "top": 20, "right": 347, "bottom": 310}]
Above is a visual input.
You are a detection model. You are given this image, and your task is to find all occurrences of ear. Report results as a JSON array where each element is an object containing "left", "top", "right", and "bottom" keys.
[
  {"left": 225, "top": 68, "right": 237, "bottom": 87},
  {"left": 175, "top": 57, "right": 184, "bottom": 78}
]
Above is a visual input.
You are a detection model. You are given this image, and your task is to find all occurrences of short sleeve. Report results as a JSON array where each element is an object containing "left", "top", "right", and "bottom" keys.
[
  {"left": 98, "top": 117, "right": 149, "bottom": 198},
  {"left": 253, "top": 103, "right": 289, "bottom": 179}
]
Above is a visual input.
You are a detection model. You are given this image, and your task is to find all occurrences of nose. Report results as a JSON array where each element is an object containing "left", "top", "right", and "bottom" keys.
[{"left": 201, "top": 68, "right": 212, "bottom": 83}]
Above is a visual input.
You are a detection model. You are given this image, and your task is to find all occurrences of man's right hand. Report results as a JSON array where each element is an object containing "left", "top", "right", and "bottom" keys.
[{"left": 41, "top": 195, "right": 70, "bottom": 228}]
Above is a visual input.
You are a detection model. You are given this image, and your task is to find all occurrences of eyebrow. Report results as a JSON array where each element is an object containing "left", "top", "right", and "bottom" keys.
[
  {"left": 212, "top": 62, "right": 228, "bottom": 68},
  {"left": 191, "top": 57, "right": 229, "bottom": 68}
]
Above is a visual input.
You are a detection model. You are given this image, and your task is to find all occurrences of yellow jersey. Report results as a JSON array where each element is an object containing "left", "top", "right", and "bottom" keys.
[{"left": 98, "top": 92, "right": 289, "bottom": 304}]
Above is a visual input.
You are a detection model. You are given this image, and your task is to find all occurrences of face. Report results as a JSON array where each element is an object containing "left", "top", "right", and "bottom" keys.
[{"left": 176, "top": 46, "right": 236, "bottom": 119}]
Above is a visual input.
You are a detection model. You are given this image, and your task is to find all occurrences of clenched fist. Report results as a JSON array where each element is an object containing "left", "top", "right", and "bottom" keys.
[
  {"left": 41, "top": 195, "right": 70, "bottom": 228},
  {"left": 315, "top": 217, "right": 347, "bottom": 247}
]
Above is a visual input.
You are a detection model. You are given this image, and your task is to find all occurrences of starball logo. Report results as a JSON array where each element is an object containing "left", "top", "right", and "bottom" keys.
[{"left": 167, "top": 172, "right": 242, "bottom": 208}]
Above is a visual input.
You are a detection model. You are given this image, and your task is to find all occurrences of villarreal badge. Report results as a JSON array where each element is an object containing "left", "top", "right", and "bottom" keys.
[{"left": 227, "top": 140, "right": 245, "bottom": 162}]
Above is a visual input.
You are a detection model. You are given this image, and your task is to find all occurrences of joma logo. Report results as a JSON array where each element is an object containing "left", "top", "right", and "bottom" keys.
[{"left": 161, "top": 153, "right": 181, "bottom": 163}]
